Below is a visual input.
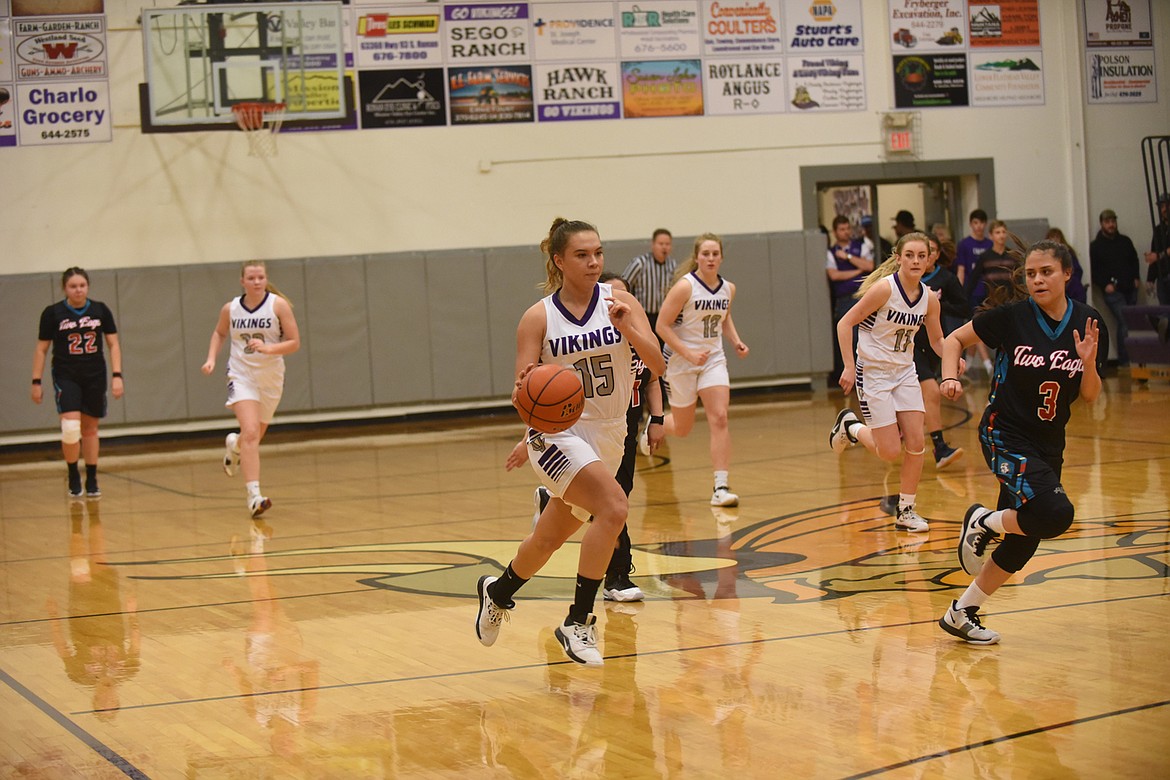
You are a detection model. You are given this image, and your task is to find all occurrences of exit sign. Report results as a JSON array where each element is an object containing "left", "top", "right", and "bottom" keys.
[{"left": 886, "top": 128, "right": 913, "bottom": 153}]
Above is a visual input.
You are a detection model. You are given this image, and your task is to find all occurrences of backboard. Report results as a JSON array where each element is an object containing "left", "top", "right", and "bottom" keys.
[{"left": 141, "top": 2, "right": 346, "bottom": 130}]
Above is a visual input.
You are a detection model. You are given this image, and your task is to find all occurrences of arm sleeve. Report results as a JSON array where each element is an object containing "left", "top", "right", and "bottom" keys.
[
  {"left": 100, "top": 302, "right": 118, "bottom": 334},
  {"left": 971, "top": 303, "right": 1013, "bottom": 351},
  {"left": 940, "top": 274, "right": 971, "bottom": 319},
  {"left": 38, "top": 306, "right": 55, "bottom": 341}
]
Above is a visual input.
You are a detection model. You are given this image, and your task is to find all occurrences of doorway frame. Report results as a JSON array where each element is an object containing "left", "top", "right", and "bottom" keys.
[{"left": 800, "top": 158, "right": 997, "bottom": 235}]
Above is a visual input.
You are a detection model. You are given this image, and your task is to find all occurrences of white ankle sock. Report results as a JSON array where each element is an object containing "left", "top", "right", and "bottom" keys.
[
  {"left": 899, "top": 493, "right": 916, "bottom": 511},
  {"left": 246, "top": 481, "right": 261, "bottom": 500},
  {"left": 956, "top": 582, "right": 990, "bottom": 610},
  {"left": 983, "top": 509, "right": 1006, "bottom": 535},
  {"left": 714, "top": 471, "right": 729, "bottom": 489}
]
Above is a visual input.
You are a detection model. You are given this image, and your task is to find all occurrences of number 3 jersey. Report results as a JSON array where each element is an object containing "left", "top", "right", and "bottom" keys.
[
  {"left": 39, "top": 299, "right": 118, "bottom": 376},
  {"left": 974, "top": 298, "right": 1103, "bottom": 457},
  {"left": 228, "top": 292, "right": 285, "bottom": 381},
  {"left": 856, "top": 274, "right": 928, "bottom": 371},
  {"left": 541, "top": 282, "right": 634, "bottom": 423}
]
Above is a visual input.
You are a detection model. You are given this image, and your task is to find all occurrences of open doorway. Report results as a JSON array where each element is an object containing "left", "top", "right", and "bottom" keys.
[{"left": 801, "top": 158, "right": 997, "bottom": 249}]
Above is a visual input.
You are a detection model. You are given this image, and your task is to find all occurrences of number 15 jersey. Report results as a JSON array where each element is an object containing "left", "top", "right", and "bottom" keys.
[{"left": 541, "top": 282, "right": 634, "bottom": 423}]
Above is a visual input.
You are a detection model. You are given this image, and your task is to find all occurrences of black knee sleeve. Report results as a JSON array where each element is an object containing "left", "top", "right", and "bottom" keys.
[
  {"left": 1016, "top": 489, "right": 1076, "bottom": 539},
  {"left": 991, "top": 534, "right": 1041, "bottom": 574}
]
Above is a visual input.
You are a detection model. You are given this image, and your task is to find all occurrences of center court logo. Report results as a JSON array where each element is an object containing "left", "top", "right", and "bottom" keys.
[{"left": 109, "top": 500, "right": 1169, "bottom": 605}]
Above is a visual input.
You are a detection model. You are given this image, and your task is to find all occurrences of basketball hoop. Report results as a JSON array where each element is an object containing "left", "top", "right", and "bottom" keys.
[{"left": 231, "top": 101, "right": 286, "bottom": 158}]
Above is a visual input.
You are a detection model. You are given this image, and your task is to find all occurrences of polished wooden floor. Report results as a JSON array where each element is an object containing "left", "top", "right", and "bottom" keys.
[{"left": 1, "top": 376, "right": 1168, "bottom": 778}]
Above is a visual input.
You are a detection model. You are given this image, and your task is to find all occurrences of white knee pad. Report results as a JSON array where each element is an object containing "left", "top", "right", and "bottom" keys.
[{"left": 62, "top": 418, "right": 82, "bottom": 445}]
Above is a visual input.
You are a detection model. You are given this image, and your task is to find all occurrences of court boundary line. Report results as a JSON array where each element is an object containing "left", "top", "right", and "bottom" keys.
[
  {"left": 0, "top": 666, "right": 149, "bottom": 779},
  {"left": 66, "top": 589, "right": 1167, "bottom": 716},
  {"left": 841, "top": 698, "right": 1170, "bottom": 779}
]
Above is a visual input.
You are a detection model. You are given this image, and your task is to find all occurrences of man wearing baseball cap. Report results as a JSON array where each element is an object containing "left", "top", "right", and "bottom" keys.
[
  {"left": 1090, "top": 208, "right": 1141, "bottom": 366},
  {"left": 892, "top": 209, "right": 917, "bottom": 239},
  {"left": 1145, "top": 193, "right": 1170, "bottom": 304}
]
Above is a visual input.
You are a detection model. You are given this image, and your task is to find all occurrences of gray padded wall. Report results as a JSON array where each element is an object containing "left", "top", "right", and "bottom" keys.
[
  {"left": 425, "top": 250, "right": 494, "bottom": 401},
  {"left": 267, "top": 260, "right": 312, "bottom": 413},
  {"left": 306, "top": 257, "right": 373, "bottom": 410},
  {"left": 114, "top": 267, "right": 177, "bottom": 424},
  {"left": 366, "top": 252, "right": 433, "bottom": 404},
  {"left": 1, "top": 229, "right": 836, "bottom": 437},
  {"left": 1005, "top": 218, "right": 1051, "bottom": 246},
  {"left": 1, "top": 275, "right": 64, "bottom": 432},
  {"left": 485, "top": 245, "right": 545, "bottom": 396},
  {"left": 803, "top": 230, "right": 835, "bottom": 374},
  {"left": 721, "top": 233, "right": 774, "bottom": 378},
  {"left": 180, "top": 263, "right": 242, "bottom": 420}
]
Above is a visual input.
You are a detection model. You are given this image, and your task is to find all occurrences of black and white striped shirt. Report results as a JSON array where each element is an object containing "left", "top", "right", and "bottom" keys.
[{"left": 621, "top": 252, "right": 678, "bottom": 315}]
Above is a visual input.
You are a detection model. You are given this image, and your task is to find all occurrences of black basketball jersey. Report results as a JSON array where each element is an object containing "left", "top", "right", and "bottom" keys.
[
  {"left": 38, "top": 299, "right": 117, "bottom": 374},
  {"left": 974, "top": 298, "right": 1102, "bottom": 457}
]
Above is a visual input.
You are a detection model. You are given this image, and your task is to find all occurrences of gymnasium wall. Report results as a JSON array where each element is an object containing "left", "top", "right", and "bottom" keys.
[
  {"left": 0, "top": 231, "right": 829, "bottom": 437},
  {"left": 2, "top": 1, "right": 1166, "bottom": 277}
]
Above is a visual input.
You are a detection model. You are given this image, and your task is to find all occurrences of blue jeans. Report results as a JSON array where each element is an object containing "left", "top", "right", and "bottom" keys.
[{"left": 1102, "top": 289, "right": 1137, "bottom": 364}]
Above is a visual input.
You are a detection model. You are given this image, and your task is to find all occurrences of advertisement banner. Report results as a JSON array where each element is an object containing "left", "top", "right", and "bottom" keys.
[
  {"left": 354, "top": 7, "right": 443, "bottom": 68},
  {"left": 783, "top": 0, "right": 863, "bottom": 53},
  {"left": 1083, "top": 0, "right": 1152, "bottom": 48},
  {"left": 16, "top": 78, "right": 110, "bottom": 144},
  {"left": 787, "top": 52, "right": 864, "bottom": 112},
  {"left": 892, "top": 53, "right": 968, "bottom": 108},
  {"left": 1086, "top": 48, "right": 1156, "bottom": 103},
  {"left": 13, "top": 15, "right": 106, "bottom": 80},
  {"left": 535, "top": 61, "right": 621, "bottom": 121},
  {"left": 448, "top": 64, "right": 534, "bottom": 123},
  {"left": 0, "top": 84, "right": 15, "bottom": 146},
  {"left": 444, "top": 2, "right": 531, "bottom": 65},
  {"left": 887, "top": 0, "right": 965, "bottom": 54},
  {"left": 531, "top": 2, "right": 617, "bottom": 61},
  {"left": 621, "top": 58, "right": 702, "bottom": 118},
  {"left": 618, "top": 1, "right": 701, "bottom": 59},
  {"left": 969, "top": 50, "right": 1043, "bottom": 105},
  {"left": 358, "top": 67, "right": 447, "bottom": 127},
  {"left": 1, "top": 19, "right": 14, "bottom": 82},
  {"left": 968, "top": 1, "right": 1040, "bottom": 48},
  {"left": 701, "top": 0, "right": 782, "bottom": 56},
  {"left": 704, "top": 58, "right": 785, "bottom": 115}
]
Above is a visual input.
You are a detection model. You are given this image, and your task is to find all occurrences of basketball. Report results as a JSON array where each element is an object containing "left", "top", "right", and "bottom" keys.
[{"left": 516, "top": 364, "right": 585, "bottom": 434}]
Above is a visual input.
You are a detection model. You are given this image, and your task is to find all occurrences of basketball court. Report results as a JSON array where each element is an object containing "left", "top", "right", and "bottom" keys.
[{"left": 1, "top": 376, "right": 1167, "bottom": 777}]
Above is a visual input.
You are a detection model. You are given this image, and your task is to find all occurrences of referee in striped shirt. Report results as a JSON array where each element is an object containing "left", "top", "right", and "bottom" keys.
[
  {"left": 621, "top": 228, "right": 677, "bottom": 337},
  {"left": 623, "top": 229, "right": 676, "bottom": 418}
]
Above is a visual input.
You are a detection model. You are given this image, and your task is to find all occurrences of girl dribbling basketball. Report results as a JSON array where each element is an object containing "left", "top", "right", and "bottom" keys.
[{"left": 476, "top": 218, "right": 664, "bottom": 667}]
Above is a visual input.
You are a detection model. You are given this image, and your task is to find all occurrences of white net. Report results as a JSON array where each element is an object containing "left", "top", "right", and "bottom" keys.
[{"left": 232, "top": 102, "right": 286, "bottom": 158}]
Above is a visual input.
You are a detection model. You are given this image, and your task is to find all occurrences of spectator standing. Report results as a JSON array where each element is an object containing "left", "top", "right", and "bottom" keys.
[
  {"left": 1145, "top": 193, "right": 1170, "bottom": 305},
  {"left": 826, "top": 215, "right": 875, "bottom": 383},
  {"left": 1045, "top": 227, "right": 1087, "bottom": 303},
  {"left": 955, "top": 209, "right": 993, "bottom": 295},
  {"left": 1089, "top": 208, "right": 1141, "bottom": 366},
  {"left": 861, "top": 215, "right": 892, "bottom": 261}
]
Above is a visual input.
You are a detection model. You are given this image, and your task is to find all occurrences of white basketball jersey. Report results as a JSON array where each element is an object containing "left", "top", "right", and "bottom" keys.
[
  {"left": 227, "top": 292, "right": 285, "bottom": 377},
  {"left": 856, "top": 274, "right": 928, "bottom": 368},
  {"left": 670, "top": 272, "right": 731, "bottom": 355},
  {"left": 540, "top": 283, "right": 634, "bottom": 422}
]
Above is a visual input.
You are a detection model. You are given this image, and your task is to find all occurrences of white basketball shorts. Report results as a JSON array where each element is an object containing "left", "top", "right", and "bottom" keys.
[
  {"left": 527, "top": 417, "right": 626, "bottom": 522},
  {"left": 855, "top": 361, "right": 924, "bottom": 429}
]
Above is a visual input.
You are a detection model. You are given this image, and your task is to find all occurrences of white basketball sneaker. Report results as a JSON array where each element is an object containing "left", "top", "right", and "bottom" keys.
[
  {"left": 711, "top": 486, "right": 739, "bottom": 507},
  {"left": 895, "top": 505, "right": 930, "bottom": 533},
  {"left": 830, "top": 409, "right": 860, "bottom": 454},
  {"left": 223, "top": 432, "right": 240, "bottom": 477},
  {"left": 554, "top": 615, "right": 604, "bottom": 666},
  {"left": 249, "top": 495, "right": 271, "bottom": 519}
]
